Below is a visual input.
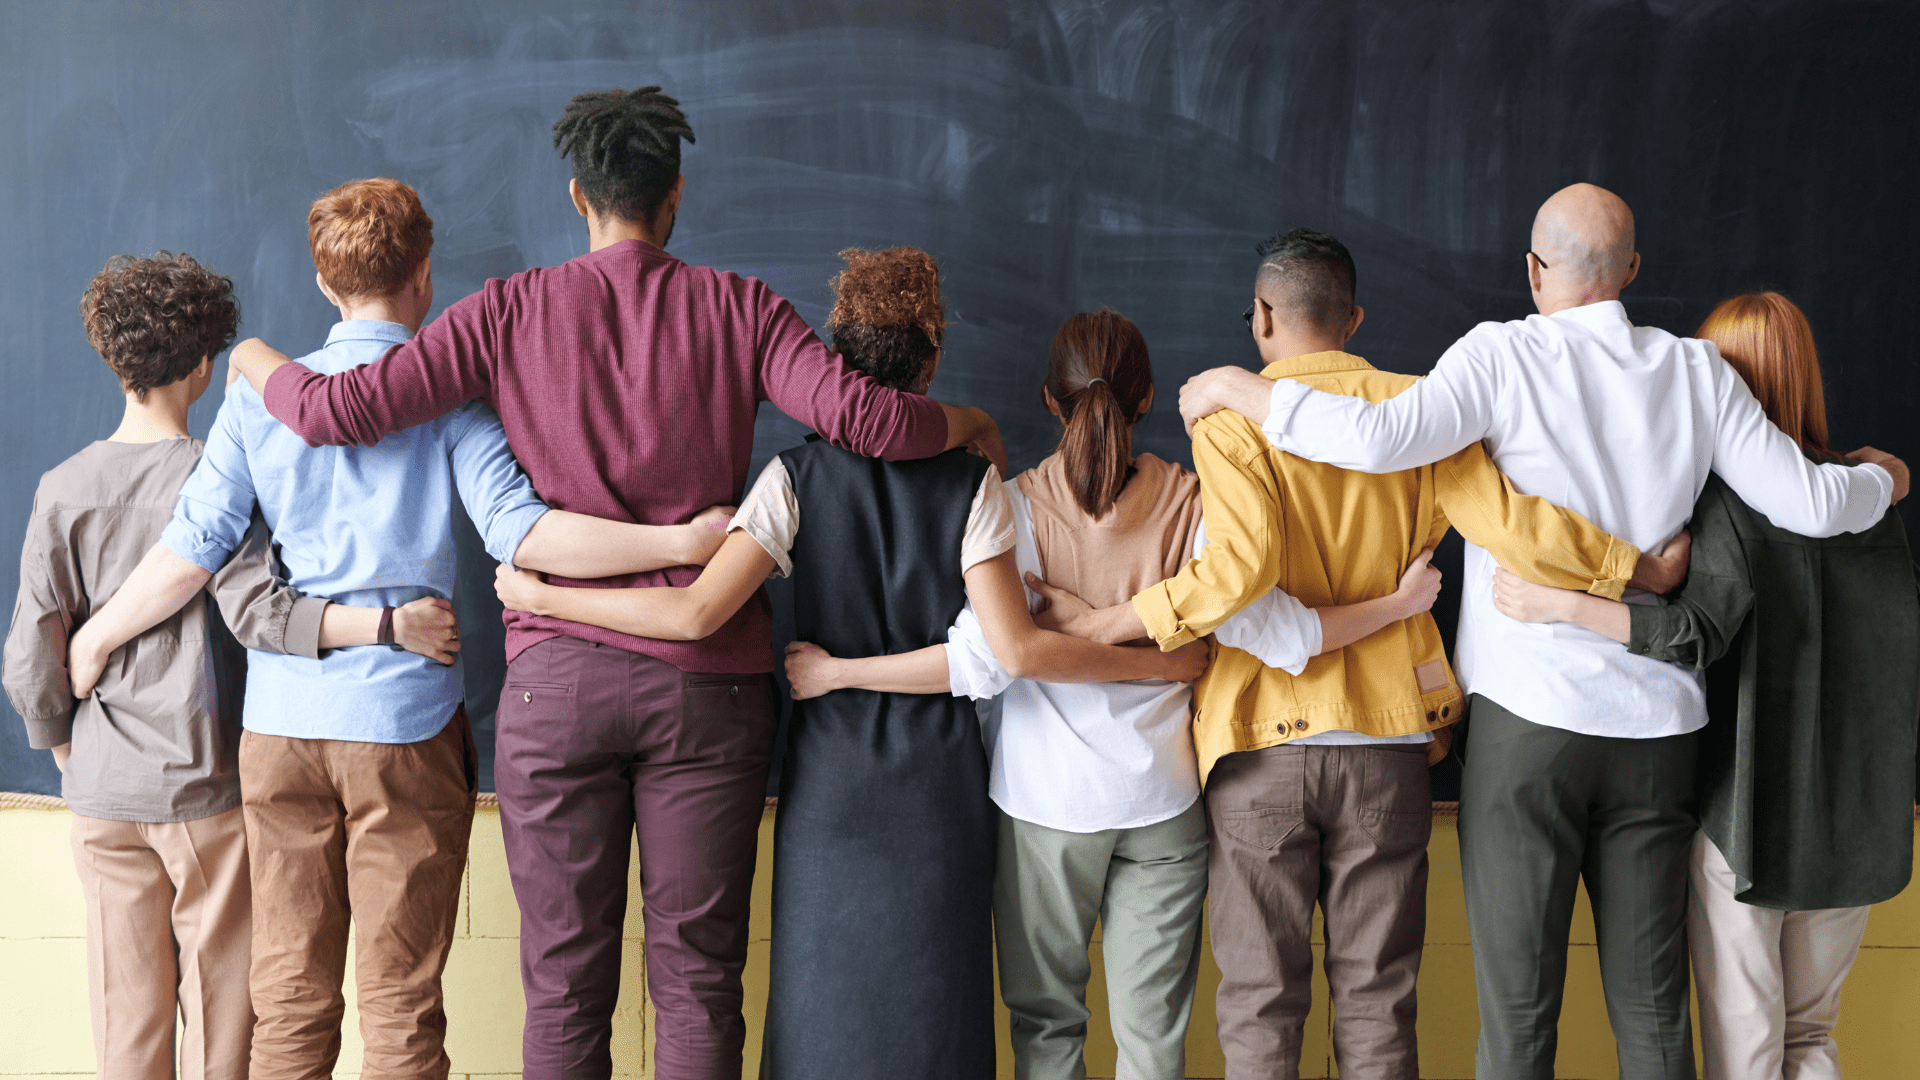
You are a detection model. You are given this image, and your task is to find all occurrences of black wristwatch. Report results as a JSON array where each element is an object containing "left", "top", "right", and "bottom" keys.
[{"left": 377, "top": 606, "right": 404, "bottom": 651}]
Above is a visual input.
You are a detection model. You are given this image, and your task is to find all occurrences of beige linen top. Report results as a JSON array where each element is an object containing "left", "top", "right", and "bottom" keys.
[{"left": 4, "top": 439, "right": 326, "bottom": 822}]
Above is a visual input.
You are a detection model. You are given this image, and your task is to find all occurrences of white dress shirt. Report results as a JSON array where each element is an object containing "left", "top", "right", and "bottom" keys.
[
  {"left": 1260, "top": 300, "right": 1893, "bottom": 738},
  {"left": 944, "top": 485, "right": 1423, "bottom": 834}
]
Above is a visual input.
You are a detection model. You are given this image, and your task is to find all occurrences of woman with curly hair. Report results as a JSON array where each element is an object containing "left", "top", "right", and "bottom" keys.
[
  {"left": 495, "top": 247, "right": 1205, "bottom": 1079},
  {"left": 1490, "top": 291, "right": 1919, "bottom": 1078}
]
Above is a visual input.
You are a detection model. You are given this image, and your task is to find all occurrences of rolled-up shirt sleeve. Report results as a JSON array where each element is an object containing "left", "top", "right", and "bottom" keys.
[
  {"left": 728, "top": 458, "right": 800, "bottom": 578},
  {"left": 1198, "top": 520, "right": 1322, "bottom": 675},
  {"left": 161, "top": 395, "right": 261, "bottom": 573},
  {"left": 446, "top": 403, "right": 552, "bottom": 567}
]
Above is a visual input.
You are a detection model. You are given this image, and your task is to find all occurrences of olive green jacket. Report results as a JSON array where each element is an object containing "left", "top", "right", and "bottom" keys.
[{"left": 1629, "top": 465, "right": 1918, "bottom": 910}]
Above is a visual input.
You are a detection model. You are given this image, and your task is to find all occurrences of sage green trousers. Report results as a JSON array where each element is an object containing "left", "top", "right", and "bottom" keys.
[{"left": 992, "top": 802, "right": 1209, "bottom": 1080}]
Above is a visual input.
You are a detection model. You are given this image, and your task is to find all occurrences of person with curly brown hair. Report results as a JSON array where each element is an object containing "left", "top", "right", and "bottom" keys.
[
  {"left": 223, "top": 90, "right": 1007, "bottom": 1080},
  {"left": 493, "top": 247, "right": 1207, "bottom": 1080},
  {"left": 2, "top": 252, "right": 462, "bottom": 1080}
]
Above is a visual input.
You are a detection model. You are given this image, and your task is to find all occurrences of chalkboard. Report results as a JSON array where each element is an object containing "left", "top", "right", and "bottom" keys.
[{"left": 5, "top": 0, "right": 1917, "bottom": 798}]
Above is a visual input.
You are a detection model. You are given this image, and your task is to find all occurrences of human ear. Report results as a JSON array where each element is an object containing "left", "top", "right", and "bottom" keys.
[
  {"left": 1042, "top": 387, "right": 1062, "bottom": 418},
  {"left": 316, "top": 272, "right": 341, "bottom": 308},
  {"left": 1526, "top": 253, "right": 1544, "bottom": 294},
  {"left": 569, "top": 177, "right": 592, "bottom": 220},
  {"left": 1620, "top": 252, "right": 1641, "bottom": 290},
  {"left": 1135, "top": 386, "right": 1155, "bottom": 422},
  {"left": 1344, "top": 305, "right": 1366, "bottom": 345}
]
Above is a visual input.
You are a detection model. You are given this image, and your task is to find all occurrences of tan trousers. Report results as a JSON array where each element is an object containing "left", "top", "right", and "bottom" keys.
[
  {"left": 1688, "top": 832, "right": 1870, "bottom": 1080},
  {"left": 1204, "top": 743, "right": 1432, "bottom": 1080},
  {"left": 240, "top": 708, "right": 477, "bottom": 1080},
  {"left": 70, "top": 806, "right": 254, "bottom": 1080}
]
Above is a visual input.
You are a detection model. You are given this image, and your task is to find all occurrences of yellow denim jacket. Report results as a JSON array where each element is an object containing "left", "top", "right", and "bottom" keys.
[{"left": 1132, "top": 352, "right": 1640, "bottom": 783}]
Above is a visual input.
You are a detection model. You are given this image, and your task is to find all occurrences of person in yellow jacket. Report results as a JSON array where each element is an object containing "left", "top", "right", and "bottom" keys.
[{"left": 1027, "top": 228, "right": 1684, "bottom": 1080}]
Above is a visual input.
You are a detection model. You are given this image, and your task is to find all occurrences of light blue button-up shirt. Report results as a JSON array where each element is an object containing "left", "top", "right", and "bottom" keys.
[{"left": 161, "top": 320, "right": 549, "bottom": 743}]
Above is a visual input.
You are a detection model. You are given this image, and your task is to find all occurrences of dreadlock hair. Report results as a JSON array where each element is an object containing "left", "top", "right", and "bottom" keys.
[
  {"left": 1044, "top": 309, "right": 1154, "bottom": 519},
  {"left": 1254, "top": 228, "right": 1357, "bottom": 335},
  {"left": 552, "top": 86, "right": 695, "bottom": 225},
  {"left": 826, "top": 247, "right": 945, "bottom": 392},
  {"left": 81, "top": 252, "right": 238, "bottom": 401}
]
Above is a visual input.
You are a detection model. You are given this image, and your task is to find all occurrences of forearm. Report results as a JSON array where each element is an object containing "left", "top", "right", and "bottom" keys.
[
  {"left": 1314, "top": 594, "right": 1417, "bottom": 654},
  {"left": 79, "top": 545, "right": 215, "bottom": 656},
  {"left": 1064, "top": 601, "right": 1151, "bottom": 646},
  {"left": 317, "top": 604, "right": 376, "bottom": 650},
  {"left": 513, "top": 511, "right": 703, "bottom": 577},
  {"left": 231, "top": 338, "right": 292, "bottom": 398},
  {"left": 1562, "top": 593, "right": 1631, "bottom": 644},
  {"left": 516, "top": 582, "right": 716, "bottom": 641},
  {"left": 998, "top": 628, "right": 1178, "bottom": 684},
  {"left": 822, "top": 646, "right": 953, "bottom": 695}
]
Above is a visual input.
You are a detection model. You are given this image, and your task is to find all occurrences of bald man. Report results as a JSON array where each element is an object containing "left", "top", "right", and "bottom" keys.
[{"left": 1177, "top": 184, "right": 1907, "bottom": 1080}]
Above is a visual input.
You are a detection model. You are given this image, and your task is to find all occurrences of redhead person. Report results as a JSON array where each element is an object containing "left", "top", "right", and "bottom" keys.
[
  {"left": 1491, "top": 292, "right": 1919, "bottom": 1080},
  {"left": 781, "top": 307, "right": 1450, "bottom": 1080},
  {"left": 495, "top": 249, "right": 1206, "bottom": 1080}
]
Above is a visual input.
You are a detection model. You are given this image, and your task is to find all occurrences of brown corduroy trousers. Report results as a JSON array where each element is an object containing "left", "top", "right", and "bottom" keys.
[
  {"left": 70, "top": 805, "right": 255, "bottom": 1080},
  {"left": 1204, "top": 741, "right": 1433, "bottom": 1080},
  {"left": 239, "top": 707, "right": 477, "bottom": 1080}
]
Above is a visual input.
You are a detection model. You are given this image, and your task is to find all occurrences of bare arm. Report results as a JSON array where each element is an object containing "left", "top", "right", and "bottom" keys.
[
  {"left": 783, "top": 640, "right": 951, "bottom": 699},
  {"left": 1489, "top": 567, "right": 1631, "bottom": 643},
  {"left": 68, "top": 544, "right": 211, "bottom": 697},
  {"left": 966, "top": 552, "right": 1208, "bottom": 683},
  {"left": 494, "top": 529, "right": 776, "bottom": 641},
  {"left": 1035, "top": 547, "right": 1443, "bottom": 656},
  {"left": 513, "top": 506, "right": 734, "bottom": 579}
]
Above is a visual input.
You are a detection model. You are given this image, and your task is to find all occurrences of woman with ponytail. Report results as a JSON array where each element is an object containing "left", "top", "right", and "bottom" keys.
[
  {"left": 1491, "top": 292, "right": 1918, "bottom": 1078},
  {"left": 784, "top": 308, "right": 1446, "bottom": 1080}
]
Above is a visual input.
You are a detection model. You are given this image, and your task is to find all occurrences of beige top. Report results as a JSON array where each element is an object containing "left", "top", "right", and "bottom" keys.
[
  {"left": 730, "top": 456, "right": 1016, "bottom": 577},
  {"left": 3, "top": 439, "right": 326, "bottom": 822},
  {"left": 1019, "top": 452, "right": 1204, "bottom": 615}
]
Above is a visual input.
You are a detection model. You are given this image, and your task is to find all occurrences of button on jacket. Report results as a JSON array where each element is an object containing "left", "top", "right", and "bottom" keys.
[
  {"left": 162, "top": 320, "right": 549, "bottom": 744},
  {"left": 1136, "top": 350, "right": 1641, "bottom": 782},
  {"left": 1261, "top": 301, "right": 1893, "bottom": 738}
]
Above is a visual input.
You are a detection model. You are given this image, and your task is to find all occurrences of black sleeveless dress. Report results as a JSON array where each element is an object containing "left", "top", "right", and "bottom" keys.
[{"left": 760, "top": 439, "right": 997, "bottom": 1080}]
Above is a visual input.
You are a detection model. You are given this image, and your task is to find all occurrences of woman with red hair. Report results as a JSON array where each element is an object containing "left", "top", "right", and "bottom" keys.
[{"left": 1491, "top": 292, "right": 1919, "bottom": 1078}]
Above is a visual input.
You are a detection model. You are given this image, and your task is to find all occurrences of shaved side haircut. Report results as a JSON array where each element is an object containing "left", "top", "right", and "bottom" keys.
[{"left": 1254, "top": 228, "right": 1356, "bottom": 335}]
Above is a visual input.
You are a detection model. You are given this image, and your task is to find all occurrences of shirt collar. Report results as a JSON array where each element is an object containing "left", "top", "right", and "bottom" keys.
[
  {"left": 323, "top": 319, "right": 413, "bottom": 347},
  {"left": 1547, "top": 299, "right": 1631, "bottom": 331},
  {"left": 1259, "top": 350, "right": 1373, "bottom": 379}
]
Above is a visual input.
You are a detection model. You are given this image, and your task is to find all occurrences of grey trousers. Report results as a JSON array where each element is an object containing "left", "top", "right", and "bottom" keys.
[
  {"left": 1205, "top": 741, "right": 1434, "bottom": 1080},
  {"left": 1458, "top": 696, "right": 1698, "bottom": 1080},
  {"left": 992, "top": 802, "right": 1209, "bottom": 1080}
]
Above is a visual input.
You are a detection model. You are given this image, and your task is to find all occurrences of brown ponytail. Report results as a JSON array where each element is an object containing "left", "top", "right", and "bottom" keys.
[{"left": 1044, "top": 309, "right": 1154, "bottom": 519}]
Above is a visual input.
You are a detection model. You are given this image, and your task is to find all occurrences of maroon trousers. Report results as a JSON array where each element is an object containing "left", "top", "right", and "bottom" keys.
[{"left": 495, "top": 636, "right": 776, "bottom": 1080}]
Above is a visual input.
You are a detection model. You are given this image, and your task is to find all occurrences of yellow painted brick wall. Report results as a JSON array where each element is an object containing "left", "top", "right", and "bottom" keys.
[{"left": 3, "top": 805, "right": 1916, "bottom": 1079}]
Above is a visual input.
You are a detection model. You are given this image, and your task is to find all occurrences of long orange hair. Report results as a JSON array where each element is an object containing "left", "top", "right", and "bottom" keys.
[{"left": 1695, "top": 291, "right": 1829, "bottom": 452}]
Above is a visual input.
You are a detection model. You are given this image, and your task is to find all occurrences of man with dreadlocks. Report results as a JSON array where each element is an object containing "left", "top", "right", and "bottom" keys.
[{"left": 227, "top": 88, "right": 1005, "bottom": 1080}]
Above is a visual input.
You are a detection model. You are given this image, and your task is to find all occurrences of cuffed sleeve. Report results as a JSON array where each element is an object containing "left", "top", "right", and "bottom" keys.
[
  {"left": 1190, "top": 518, "right": 1322, "bottom": 675},
  {"left": 1433, "top": 441, "right": 1640, "bottom": 600},
  {"left": 1132, "top": 415, "right": 1286, "bottom": 650},
  {"left": 961, "top": 465, "right": 1015, "bottom": 572},
  {"left": 1626, "top": 485, "right": 1755, "bottom": 670},
  {"left": 728, "top": 458, "right": 799, "bottom": 578},
  {"left": 206, "top": 517, "right": 324, "bottom": 658},
  {"left": 753, "top": 287, "right": 949, "bottom": 461},
  {"left": 945, "top": 604, "right": 1013, "bottom": 700},
  {"left": 3, "top": 494, "right": 78, "bottom": 749},
  {"left": 446, "top": 403, "right": 552, "bottom": 567}
]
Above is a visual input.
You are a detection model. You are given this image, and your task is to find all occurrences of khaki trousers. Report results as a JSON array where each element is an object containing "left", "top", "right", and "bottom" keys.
[
  {"left": 992, "top": 802, "right": 1210, "bottom": 1080},
  {"left": 1204, "top": 742, "right": 1432, "bottom": 1080},
  {"left": 1688, "top": 832, "right": 1870, "bottom": 1080},
  {"left": 70, "top": 806, "right": 254, "bottom": 1080},
  {"left": 240, "top": 708, "right": 477, "bottom": 1080}
]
